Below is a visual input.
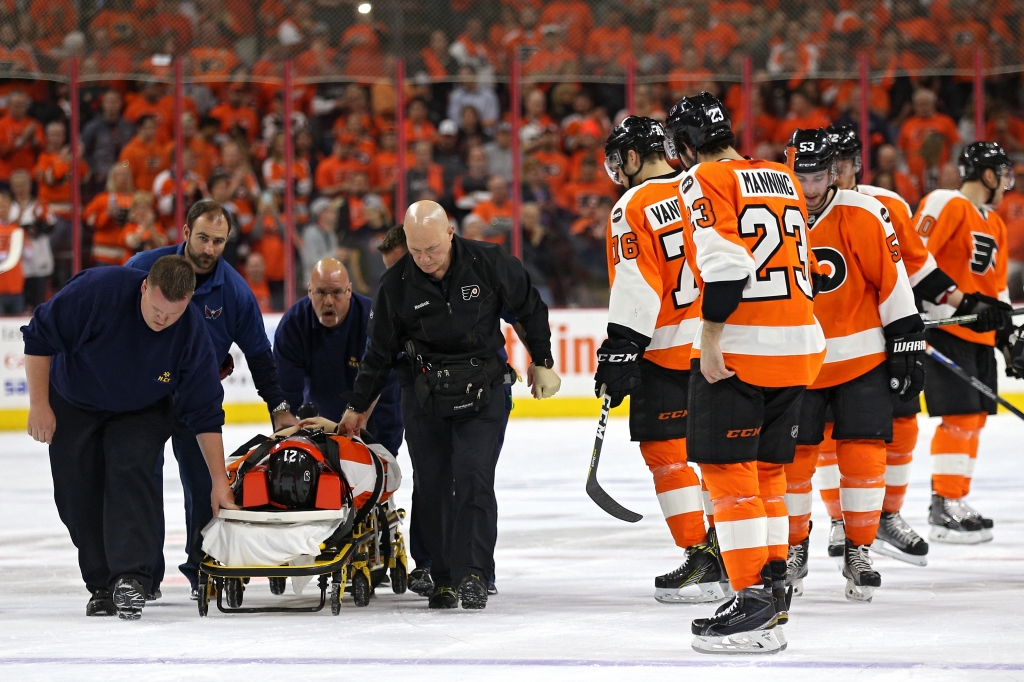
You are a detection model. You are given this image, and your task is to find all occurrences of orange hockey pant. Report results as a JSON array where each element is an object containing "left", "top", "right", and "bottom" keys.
[
  {"left": 640, "top": 439, "right": 706, "bottom": 549},
  {"left": 931, "top": 413, "right": 987, "bottom": 499},
  {"left": 787, "top": 438, "right": 886, "bottom": 546},
  {"left": 701, "top": 461, "right": 787, "bottom": 592}
]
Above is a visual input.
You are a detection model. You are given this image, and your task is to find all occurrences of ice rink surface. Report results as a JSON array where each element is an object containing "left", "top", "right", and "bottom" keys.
[{"left": 2, "top": 415, "right": 1024, "bottom": 682}]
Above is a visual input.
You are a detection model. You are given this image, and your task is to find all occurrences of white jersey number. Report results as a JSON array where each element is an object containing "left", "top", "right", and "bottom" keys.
[
  {"left": 659, "top": 228, "right": 700, "bottom": 309},
  {"left": 737, "top": 205, "right": 813, "bottom": 301}
]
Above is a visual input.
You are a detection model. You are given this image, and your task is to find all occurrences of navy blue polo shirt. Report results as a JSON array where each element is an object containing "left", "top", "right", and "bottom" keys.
[
  {"left": 274, "top": 294, "right": 403, "bottom": 455},
  {"left": 21, "top": 267, "right": 224, "bottom": 434},
  {"left": 126, "top": 244, "right": 271, "bottom": 363}
]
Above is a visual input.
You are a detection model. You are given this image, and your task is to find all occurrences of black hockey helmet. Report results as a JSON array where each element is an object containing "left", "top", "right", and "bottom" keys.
[
  {"left": 825, "top": 124, "right": 862, "bottom": 159},
  {"left": 604, "top": 116, "right": 673, "bottom": 186},
  {"left": 665, "top": 91, "right": 732, "bottom": 162},
  {"left": 267, "top": 445, "right": 321, "bottom": 509},
  {"left": 959, "top": 141, "right": 1014, "bottom": 190},
  {"left": 788, "top": 128, "right": 837, "bottom": 176}
]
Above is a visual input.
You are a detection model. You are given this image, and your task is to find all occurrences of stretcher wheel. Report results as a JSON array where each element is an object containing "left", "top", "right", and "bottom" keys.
[
  {"left": 197, "top": 572, "right": 209, "bottom": 617},
  {"left": 350, "top": 571, "right": 370, "bottom": 607},
  {"left": 225, "top": 578, "right": 244, "bottom": 608},
  {"left": 390, "top": 563, "right": 407, "bottom": 595},
  {"left": 330, "top": 582, "right": 342, "bottom": 615},
  {"left": 269, "top": 577, "right": 286, "bottom": 595}
]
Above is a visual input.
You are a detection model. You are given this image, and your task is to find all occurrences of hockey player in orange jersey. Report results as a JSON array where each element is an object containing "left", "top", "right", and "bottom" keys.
[
  {"left": 668, "top": 92, "right": 826, "bottom": 655},
  {"left": 824, "top": 124, "right": 954, "bottom": 566},
  {"left": 785, "top": 129, "right": 925, "bottom": 603},
  {"left": 594, "top": 116, "right": 728, "bottom": 605},
  {"left": 914, "top": 142, "right": 1016, "bottom": 544}
]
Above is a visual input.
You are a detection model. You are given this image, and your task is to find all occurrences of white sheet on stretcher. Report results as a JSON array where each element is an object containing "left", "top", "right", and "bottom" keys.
[{"left": 201, "top": 516, "right": 343, "bottom": 568}]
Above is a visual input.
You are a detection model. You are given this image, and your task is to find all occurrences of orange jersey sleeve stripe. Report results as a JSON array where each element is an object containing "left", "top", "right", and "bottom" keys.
[{"left": 680, "top": 159, "right": 825, "bottom": 387}]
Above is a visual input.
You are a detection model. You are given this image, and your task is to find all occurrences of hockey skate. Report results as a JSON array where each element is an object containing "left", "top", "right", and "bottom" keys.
[
  {"left": 654, "top": 533, "right": 728, "bottom": 604},
  {"left": 841, "top": 540, "right": 880, "bottom": 603},
  {"left": 708, "top": 527, "right": 734, "bottom": 599},
  {"left": 766, "top": 560, "right": 791, "bottom": 625},
  {"left": 954, "top": 498, "right": 994, "bottom": 542},
  {"left": 691, "top": 569, "right": 786, "bottom": 655},
  {"left": 828, "top": 518, "right": 846, "bottom": 569},
  {"left": 929, "top": 493, "right": 988, "bottom": 544},
  {"left": 872, "top": 511, "right": 929, "bottom": 566},
  {"left": 787, "top": 533, "right": 810, "bottom": 597}
]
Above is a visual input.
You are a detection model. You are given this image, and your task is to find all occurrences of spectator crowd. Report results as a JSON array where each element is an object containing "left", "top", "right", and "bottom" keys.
[{"left": 1, "top": 0, "right": 1024, "bottom": 312}]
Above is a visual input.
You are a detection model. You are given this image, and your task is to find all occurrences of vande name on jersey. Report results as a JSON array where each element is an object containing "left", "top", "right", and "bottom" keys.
[
  {"left": 644, "top": 196, "right": 683, "bottom": 229},
  {"left": 736, "top": 169, "right": 798, "bottom": 199}
]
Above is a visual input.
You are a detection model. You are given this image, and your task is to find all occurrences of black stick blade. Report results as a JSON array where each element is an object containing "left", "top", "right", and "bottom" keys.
[{"left": 585, "top": 394, "right": 643, "bottom": 523}]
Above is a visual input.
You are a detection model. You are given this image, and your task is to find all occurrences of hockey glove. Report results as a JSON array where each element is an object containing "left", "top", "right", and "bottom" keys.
[
  {"left": 1001, "top": 326, "right": 1024, "bottom": 379},
  {"left": 955, "top": 292, "right": 1013, "bottom": 333},
  {"left": 886, "top": 332, "right": 926, "bottom": 401},
  {"left": 811, "top": 271, "right": 830, "bottom": 297},
  {"left": 594, "top": 338, "right": 642, "bottom": 408},
  {"left": 218, "top": 353, "right": 235, "bottom": 381}
]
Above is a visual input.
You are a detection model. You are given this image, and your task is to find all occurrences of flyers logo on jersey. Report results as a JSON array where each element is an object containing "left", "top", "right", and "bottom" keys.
[
  {"left": 811, "top": 246, "right": 847, "bottom": 293},
  {"left": 970, "top": 232, "right": 998, "bottom": 274},
  {"left": 462, "top": 285, "right": 481, "bottom": 300},
  {"left": 736, "top": 169, "right": 798, "bottom": 198},
  {"left": 644, "top": 197, "right": 683, "bottom": 228}
]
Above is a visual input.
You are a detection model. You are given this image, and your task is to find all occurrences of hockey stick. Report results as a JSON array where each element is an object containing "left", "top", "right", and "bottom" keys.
[
  {"left": 925, "top": 346, "right": 1024, "bottom": 420},
  {"left": 924, "top": 307, "right": 1024, "bottom": 329},
  {"left": 586, "top": 393, "right": 643, "bottom": 523}
]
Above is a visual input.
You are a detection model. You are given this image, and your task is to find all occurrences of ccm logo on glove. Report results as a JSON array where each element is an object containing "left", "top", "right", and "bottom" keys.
[{"left": 596, "top": 351, "right": 639, "bottom": 363}]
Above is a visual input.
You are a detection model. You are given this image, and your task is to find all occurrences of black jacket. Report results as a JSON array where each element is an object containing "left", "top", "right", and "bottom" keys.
[{"left": 349, "top": 235, "right": 552, "bottom": 412}]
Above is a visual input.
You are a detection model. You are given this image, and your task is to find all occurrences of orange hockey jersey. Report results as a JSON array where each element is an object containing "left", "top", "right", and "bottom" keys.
[
  {"left": 606, "top": 172, "right": 699, "bottom": 370},
  {"left": 807, "top": 189, "right": 918, "bottom": 388},
  {"left": 857, "top": 183, "right": 939, "bottom": 288},
  {"left": 914, "top": 189, "right": 1009, "bottom": 346},
  {"left": 680, "top": 158, "right": 826, "bottom": 387}
]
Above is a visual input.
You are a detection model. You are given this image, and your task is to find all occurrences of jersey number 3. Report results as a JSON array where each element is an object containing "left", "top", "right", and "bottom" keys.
[{"left": 737, "top": 205, "right": 813, "bottom": 301}]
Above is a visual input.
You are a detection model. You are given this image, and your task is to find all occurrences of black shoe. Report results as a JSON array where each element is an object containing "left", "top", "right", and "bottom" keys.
[
  {"left": 654, "top": 537, "right": 727, "bottom": 604},
  {"left": 409, "top": 567, "right": 434, "bottom": 597},
  {"left": 112, "top": 578, "right": 146, "bottom": 621},
  {"left": 457, "top": 574, "right": 488, "bottom": 610},
  {"left": 842, "top": 540, "right": 881, "bottom": 603},
  {"left": 146, "top": 588, "right": 162, "bottom": 601},
  {"left": 690, "top": 584, "right": 785, "bottom": 654},
  {"left": 487, "top": 579, "right": 498, "bottom": 596},
  {"left": 427, "top": 586, "right": 458, "bottom": 609},
  {"left": 86, "top": 589, "right": 116, "bottom": 616}
]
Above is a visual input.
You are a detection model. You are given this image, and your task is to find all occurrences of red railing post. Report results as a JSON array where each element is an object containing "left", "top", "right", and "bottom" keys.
[
  {"left": 625, "top": 58, "right": 636, "bottom": 115},
  {"left": 510, "top": 55, "right": 522, "bottom": 260},
  {"left": 283, "top": 60, "right": 295, "bottom": 308},
  {"left": 858, "top": 53, "right": 870, "bottom": 178},
  {"left": 173, "top": 58, "right": 184, "bottom": 238},
  {"left": 395, "top": 59, "right": 407, "bottom": 219},
  {"left": 974, "top": 49, "right": 985, "bottom": 140},
  {"left": 741, "top": 55, "right": 753, "bottom": 156},
  {"left": 69, "top": 57, "right": 81, "bottom": 274}
]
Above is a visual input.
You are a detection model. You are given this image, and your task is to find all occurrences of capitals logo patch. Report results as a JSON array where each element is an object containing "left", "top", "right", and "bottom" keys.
[
  {"left": 156, "top": 371, "right": 171, "bottom": 384},
  {"left": 462, "top": 285, "right": 480, "bottom": 301},
  {"left": 205, "top": 305, "right": 223, "bottom": 320}
]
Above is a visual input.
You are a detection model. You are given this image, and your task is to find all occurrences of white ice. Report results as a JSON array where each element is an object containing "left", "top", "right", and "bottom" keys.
[{"left": 2, "top": 415, "right": 1024, "bottom": 682}]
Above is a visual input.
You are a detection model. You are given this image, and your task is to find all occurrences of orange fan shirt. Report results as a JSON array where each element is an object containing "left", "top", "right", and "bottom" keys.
[
  {"left": 0, "top": 223, "right": 23, "bottom": 294},
  {"left": 470, "top": 199, "right": 513, "bottom": 248},
  {"left": 996, "top": 190, "right": 1024, "bottom": 263},
  {"left": 806, "top": 189, "right": 918, "bottom": 388},
  {"left": 0, "top": 115, "right": 44, "bottom": 181},
  {"left": 914, "top": 190, "right": 1009, "bottom": 347},
  {"left": 606, "top": 173, "right": 699, "bottom": 370},
  {"left": 119, "top": 137, "right": 169, "bottom": 193},
  {"left": 680, "top": 158, "right": 826, "bottom": 387},
  {"left": 209, "top": 102, "right": 260, "bottom": 143},
  {"left": 33, "top": 151, "right": 88, "bottom": 217}
]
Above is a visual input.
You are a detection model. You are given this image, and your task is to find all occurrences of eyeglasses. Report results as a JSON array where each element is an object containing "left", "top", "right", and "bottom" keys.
[{"left": 310, "top": 286, "right": 350, "bottom": 300}]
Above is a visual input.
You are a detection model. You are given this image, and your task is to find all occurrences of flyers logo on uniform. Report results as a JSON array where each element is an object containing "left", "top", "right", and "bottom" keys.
[
  {"left": 735, "top": 169, "right": 797, "bottom": 198},
  {"left": 970, "top": 232, "right": 998, "bottom": 274},
  {"left": 811, "top": 246, "right": 847, "bottom": 293},
  {"left": 644, "top": 197, "right": 683, "bottom": 228},
  {"left": 205, "top": 305, "right": 223, "bottom": 320},
  {"left": 462, "top": 285, "right": 481, "bottom": 301}
]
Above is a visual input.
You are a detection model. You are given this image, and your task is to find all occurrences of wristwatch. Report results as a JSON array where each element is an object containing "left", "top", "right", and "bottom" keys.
[
  {"left": 271, "top": 401, "right": 291, "bottom": 414},
  {"left": 535, "top": 357, "right": 554, "bottom": 369}
]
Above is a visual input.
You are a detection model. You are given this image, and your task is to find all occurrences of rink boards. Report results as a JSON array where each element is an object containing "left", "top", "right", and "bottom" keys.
[{"left": 1, "top": 310, "right": 1022, "bottom": 428}]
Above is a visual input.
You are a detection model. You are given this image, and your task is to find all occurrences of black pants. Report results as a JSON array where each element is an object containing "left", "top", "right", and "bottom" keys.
[
  {"left": 401, "top": 384, "right": 507, "bottom": 587},
  {"left": 152, "top": 419, "right": 213, "bottom": 590},
  {"left": 48, "top": 387, "right": 175, "bottom": 595},
  {"left": 408, "top": 384, "right": 511, "bottom": 578}
]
